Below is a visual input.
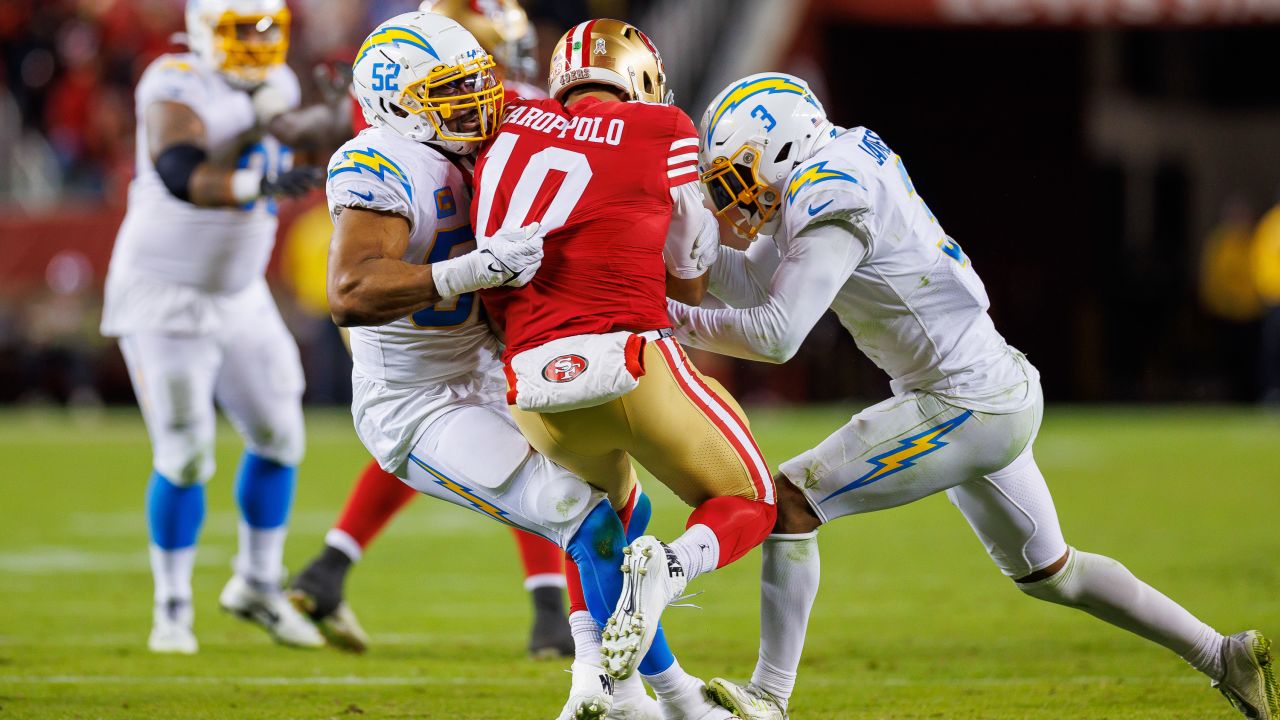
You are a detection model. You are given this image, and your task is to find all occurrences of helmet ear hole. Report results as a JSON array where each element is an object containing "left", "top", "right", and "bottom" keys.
[
  {"left": 773, "top": 142, "right": 793, "bottom": 164},
  {"left": 643, "top": 72, "right": 653, "bottom": 94},
  {"left": 380, "top": 98, "right": 408, "bottom": 118}
]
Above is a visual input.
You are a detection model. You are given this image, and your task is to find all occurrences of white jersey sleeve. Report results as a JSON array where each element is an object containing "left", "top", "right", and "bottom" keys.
[
  {"left": 135, "top": 56, "right": 214, "bottom": 114},
  {"left": 709, "top": 236, "right": 781, "bottom": 309},
  {"left": 779, "top": 151, "right": 874, "bottom": 253},
  {"left": 669, "top": 222, "right": 866, "bottom": 363},
  {"left": 326, "top": 131, "right": 422, "bottom": 231}
]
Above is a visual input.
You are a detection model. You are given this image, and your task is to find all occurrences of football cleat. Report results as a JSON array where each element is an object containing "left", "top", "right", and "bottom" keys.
[
  {"left": 556, "top": 660, "right": 615, "bottom": 720},
  {"left": 148, "top": 599, "right": 198, "bottom": 655},
  {"left": 610, "top": 672, "right": 662, "bottom": 720},
  {"left": 657, "top": 682, "right": 740, "bottom": 720},
  {"left": 219, "top": 575, "right": 324, "bottom": 649},
  {"left": 601, "top": 536, "right": 688, "bottom": 680},
  {"left": 1214, "top": 630, "right": 1278, "bottom": 719},
  {"left": 287, "top": 545, "right": 367, "bottom": 653},
  {"left": 706, "top": 679, "right": 786, "bottom": 720}
]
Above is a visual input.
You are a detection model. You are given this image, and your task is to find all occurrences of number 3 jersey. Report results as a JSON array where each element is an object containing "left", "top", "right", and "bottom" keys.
[
  {"left": 473, "top": 97, "right": 701, "bottom": 361},
  {"left": 103, "top": 54, "right": 300, "bottom": 336},
  {"left": 325, "top": 126, "right": 503, "bottom": 471}
]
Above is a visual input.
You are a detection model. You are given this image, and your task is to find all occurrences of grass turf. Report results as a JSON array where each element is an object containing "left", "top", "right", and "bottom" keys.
[{"left": 0, "top": 405, "right": 1277, "bottom": 719}]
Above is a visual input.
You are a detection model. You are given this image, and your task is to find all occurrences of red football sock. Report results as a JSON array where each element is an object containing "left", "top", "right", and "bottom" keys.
[
  {"left": 686, "top": 495, "right": 777, "bottom": 568},
  {"left": 565, "top": 486, "right": 640, "bottom": 615},
  {"left": 511, "top": 529, "right": 565, "bottom": 589},
  {"left": 331, "top": 459, "right": 417, "bottom": 552}
]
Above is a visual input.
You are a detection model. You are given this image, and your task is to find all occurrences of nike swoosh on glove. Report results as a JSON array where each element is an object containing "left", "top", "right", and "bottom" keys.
[{"left": 478, "top": 222, "right": 545, "bottom": 288}]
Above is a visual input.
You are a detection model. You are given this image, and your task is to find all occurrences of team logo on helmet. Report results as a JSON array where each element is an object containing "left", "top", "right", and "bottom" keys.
[{"left": 543, "top": 355, "right": 588, "bottom": 383}]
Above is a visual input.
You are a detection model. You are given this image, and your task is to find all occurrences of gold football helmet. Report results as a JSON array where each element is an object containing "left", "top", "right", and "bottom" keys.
[
  {"left": 548, "top": 19, "right": 670, "bottom": 104},
  {"left": 419, "top": 0, "right": 537, "bottom": 83}
]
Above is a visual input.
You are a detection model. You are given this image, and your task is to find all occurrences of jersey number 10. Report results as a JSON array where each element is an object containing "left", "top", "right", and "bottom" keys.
[{"left": 472, "top": 132, "right": 594, "bottom": 239}]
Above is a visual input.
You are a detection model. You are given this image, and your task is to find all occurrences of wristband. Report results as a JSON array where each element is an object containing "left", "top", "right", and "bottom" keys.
[
  {"left": 432, "top": 251, "right": 495, "bottom": 298},
  {"left": 231, "top": 169, "right": 263, "bottom": 204}
]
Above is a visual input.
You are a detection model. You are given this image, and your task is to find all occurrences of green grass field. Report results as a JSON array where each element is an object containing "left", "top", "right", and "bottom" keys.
[{"left": 1, "top": 405, "right": 1278, "bottom": 719}]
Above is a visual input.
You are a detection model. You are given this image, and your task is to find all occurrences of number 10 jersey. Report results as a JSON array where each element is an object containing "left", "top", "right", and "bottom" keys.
[{"left": 325, "top": 126, "right": 503, "bottom": 471}]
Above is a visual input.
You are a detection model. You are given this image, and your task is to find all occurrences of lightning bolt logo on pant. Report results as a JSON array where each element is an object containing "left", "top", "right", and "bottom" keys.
[
  {"left": 820, "top": 410, "right": 973, "bottom": 504},
  {"left": 407, "top": 454, "right": 517, "bottom": 527}
]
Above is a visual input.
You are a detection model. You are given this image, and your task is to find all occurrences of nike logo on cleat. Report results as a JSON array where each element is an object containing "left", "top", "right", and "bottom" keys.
[{"left": 598, "top": 674, "right": 614, "bottom": 695}]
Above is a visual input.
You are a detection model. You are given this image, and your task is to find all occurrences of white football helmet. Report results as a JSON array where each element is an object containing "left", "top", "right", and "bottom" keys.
[
  {"left": 352, "top": 11, "right": 504, "bottom": 155},
  {"left": 699, "top": 73, "right": 835, "bottom": 239},
  {"left": 186, "top": 0, "right": 290, "bottom": 89}
]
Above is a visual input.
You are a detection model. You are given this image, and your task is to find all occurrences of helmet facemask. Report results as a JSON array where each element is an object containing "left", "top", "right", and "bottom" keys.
[
  {"left": 702, "top": 144, "right": 781, "bottom": 240},
  {"left": 397, "top": 54, "right": 505, "bottom": 146},
  {"left": 209, "top": 8, "right": 290, "bottom": 87}
]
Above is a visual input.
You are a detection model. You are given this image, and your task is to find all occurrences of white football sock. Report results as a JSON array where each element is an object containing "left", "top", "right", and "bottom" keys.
[
  {"left": 751, "top": 532, "right": 820, "bottom": 708},
  {"left": 569, "top": 610, "right": 603, "bottom": 666},
  {"left": 324, "top": 528, "right": 363, "bottom": 563},
  {"left": 234, "top": 522, "right": 287, "bottom": 589},
  {"left": 642, "top": 657, "right": 702, "bottom": 701},
  {"left": 149, "top": 545, "right": 196, "bottom": 605},
  {"left": 668, "top": 524, "right": 719, "bottom": 583},
  {"left": 1018, "top": 547, "right": 1226, "bottom": 680}
]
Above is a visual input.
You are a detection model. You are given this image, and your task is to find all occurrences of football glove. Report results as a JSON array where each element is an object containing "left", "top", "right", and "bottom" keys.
[{"left": 260, "top": 167, "right": 325, "bottom": 198}]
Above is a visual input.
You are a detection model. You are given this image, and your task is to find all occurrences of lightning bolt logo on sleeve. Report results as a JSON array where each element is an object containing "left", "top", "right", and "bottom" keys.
[
  {"left": 328, "top": 147, "right": 413, "bottom": 200},
  {"left": 408, "top": 455, "right": 519, "bottom": 528},
  {"left": 820, "top": 411, "right": 973, "bottom": 504},
  {"left": 356, "top": 26, "right": 438, "bottom": 64},
  {"left": 705, "top": 76, "right": 817, "bottom": 146},
  {"left": 785, "top": 161, "right": 859, "bottom": 206}
]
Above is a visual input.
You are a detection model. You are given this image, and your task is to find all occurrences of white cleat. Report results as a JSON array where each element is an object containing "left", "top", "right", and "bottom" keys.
[
  {"left": 218, "top": 575, "right": 324, "bottom": 649},
  {"left": 601, "top": 536, "right": 687, "bottom": 680},
  {"left": 610, "top": 672, "right": 662, "bottom": 720},
  {"left": 658, "top": 682, "right": 739, "bottom": 720},
  {"left": 705, "top": 679, "right": 786, "bottom": 720},
  {"left": 557, "top": 660, "right": 615, "bottom": 720},
  {"left": 1214, "top": 630, "right": 1278, "bottom": 720},
  {"left": 147, "top": 601, "right": 197, "bottom": 655}
]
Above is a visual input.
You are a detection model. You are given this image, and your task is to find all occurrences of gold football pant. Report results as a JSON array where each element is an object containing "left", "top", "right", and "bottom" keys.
[{"left": 510, "top": 336, "right": 775, "bottom": 511}]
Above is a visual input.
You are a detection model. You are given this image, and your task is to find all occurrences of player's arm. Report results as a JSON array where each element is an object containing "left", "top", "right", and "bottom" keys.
[
  {"left": 708, "top": 236, "right": 781, "bottom": 308},
  {"left": 667, "top": 221, "right": 866, "bottom": 363},
  {"left": 327, "top": 205, "right": 544, "bottom": 327},
  {"left": 258, "top": 63, "right": 353, "bottom": 161},
  {"left": 662, "top": 114, "right": 716, "bottom": 305},
  {"left": 146, "top": 101, "right": 321, "bottom": 207}
]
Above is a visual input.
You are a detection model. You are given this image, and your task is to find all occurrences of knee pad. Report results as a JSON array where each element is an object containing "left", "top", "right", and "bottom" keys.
[
  {"left": 433, "top": 406, "right": 531, "bottom": 491},
  {"left": 153, "top": 439, "right": 215, "bottom": 487},
  {"left": 242, "top": 405, "right": 306, "bottom": 468},
  {"left": 523, "top": 454, "right": 600, "bottom": 530}
]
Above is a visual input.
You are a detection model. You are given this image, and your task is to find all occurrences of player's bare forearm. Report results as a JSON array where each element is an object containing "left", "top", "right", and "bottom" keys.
[
  {"left": 146, "top": 101, "right": 245, "bottom": 208},
  {"left": 267, "top": 105, "right": 351, "bottom": 157},
  {"left": 328, "top": 207, "right": 442, "bottom": 327},
  {"left": 666, "top": 271, "right": 709, "bottom": 306}
]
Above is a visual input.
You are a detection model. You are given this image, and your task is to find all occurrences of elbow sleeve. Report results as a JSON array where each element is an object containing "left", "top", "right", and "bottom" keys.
[{"left": 153, "top": 144, "right": 208, "bottom": 202}]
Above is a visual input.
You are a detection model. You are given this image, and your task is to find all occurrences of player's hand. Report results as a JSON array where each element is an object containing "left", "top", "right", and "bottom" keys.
[
  {"left": 313, "top": 61, "right": 353, "bottom": 106},
  {"left": 251, "top": 83, "right": 292, "bottom": 126},
  {"left": 691, "top": 207, "right": 721, "bottom": 271},
  {"left": 260, "top": 167, "right": 325, "bottom": 198},
  {"left": 478, "top": 222, "right": 545, "bottom": 288}
]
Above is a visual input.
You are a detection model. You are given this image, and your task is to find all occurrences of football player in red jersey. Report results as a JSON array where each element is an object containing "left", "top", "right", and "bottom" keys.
[
  {"left": 287, "top": 0, "right": 577, "bottom": 660},
  {"left": 473, "top": 18, "right": 774, "bottom": 718}
]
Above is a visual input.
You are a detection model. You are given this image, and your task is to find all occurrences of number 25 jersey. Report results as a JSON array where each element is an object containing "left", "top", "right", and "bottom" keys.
[{"left": 472, "top": 96, "right": 701, "bottom": 361}]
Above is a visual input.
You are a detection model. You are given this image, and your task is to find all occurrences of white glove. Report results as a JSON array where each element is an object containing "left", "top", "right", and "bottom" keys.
[
  {"left": 432, "top": 222, "right": 544, "bottom": 297},
  {"left": 691, "top": 207, "right": 721, "bottom": 272},
  {"left": 251, "top": 83, "right": 292, "bottom": 126},
  {"left": 478, "top": 222, "right": 545, "bottom": 288}
]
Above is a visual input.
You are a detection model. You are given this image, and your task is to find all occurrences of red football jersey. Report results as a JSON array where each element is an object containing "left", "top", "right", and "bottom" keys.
[{"left": 473, "top": 96, "right": 700, "bottom": 361}]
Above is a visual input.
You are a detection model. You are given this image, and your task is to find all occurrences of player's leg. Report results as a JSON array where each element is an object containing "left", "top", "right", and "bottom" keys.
[
  {"left": 212, "top": 286, "right": 322, "bottom": 648},
  {"left": 512, "top": 528, "right": 575, "bottom": 657},
  {"left": 120, "top": 332, "right": 222, "bottom": 654},
  {"left": 288, "top": 458, "right": 413, "bottom": 652},
  {"left": 949, "top": 445, "right": 1276, "bottom": 719}
]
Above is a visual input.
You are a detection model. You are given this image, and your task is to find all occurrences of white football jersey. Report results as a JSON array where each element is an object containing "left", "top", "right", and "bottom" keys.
[
  {"left": 326, "top": 126, "right": 503, "bottom": 470},
  {"left": 778, "top": 127, "right": 1033, "bottom": 411},
  {"left": 106, "top": 54, "right": 299, "bottom": 296}
]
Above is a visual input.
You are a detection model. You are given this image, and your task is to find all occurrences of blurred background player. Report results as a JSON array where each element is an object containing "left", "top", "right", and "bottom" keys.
[
  {"left": 286, "top": 0, "right": 578, "bottom": 658},
  {"left": 101, "top": 0, "right": 351, "bottom": 654},
  {"left": 474, "top": 18, "right": 768, "bottom": 718},
  {"left": 673, "top": 73, "right": 1277, "bottom": 720}
]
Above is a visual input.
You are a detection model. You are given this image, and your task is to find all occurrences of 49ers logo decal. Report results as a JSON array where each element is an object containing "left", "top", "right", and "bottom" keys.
[{"left": 543, "top": 354, "right": 588, "bottom": 383}]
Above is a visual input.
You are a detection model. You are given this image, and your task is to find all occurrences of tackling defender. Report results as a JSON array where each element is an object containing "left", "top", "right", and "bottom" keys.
[
  {"left": 288, "top": 0, "right": 577, "bottom": 658},
  {"left": 325, "top": 12, "right": 666, "bottom": 720},
  {"left": 102, "top": 0, "right": 350, "bottom": 654},
  {"left": 473, "top": 19, "right": 772, "bottom": 719},
  {"left": 665, "top": 73, "right": 1277, "bottom": 719}
]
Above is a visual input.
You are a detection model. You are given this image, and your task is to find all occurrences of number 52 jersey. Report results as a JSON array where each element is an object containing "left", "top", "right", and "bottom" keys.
[{"left": 325, "top": 126, "right": 503, "bottom": 471}]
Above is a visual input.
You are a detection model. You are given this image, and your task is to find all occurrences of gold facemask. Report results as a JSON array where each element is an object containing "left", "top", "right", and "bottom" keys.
[
  {"left": 212, "top": 8, "right": 291, "bottom": 85},
  {"left": 701, "top": 145, "right": 780, "bottom": 240},
  {"left": 397, "top": 54, "right": 505, "bottom": 144}
]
